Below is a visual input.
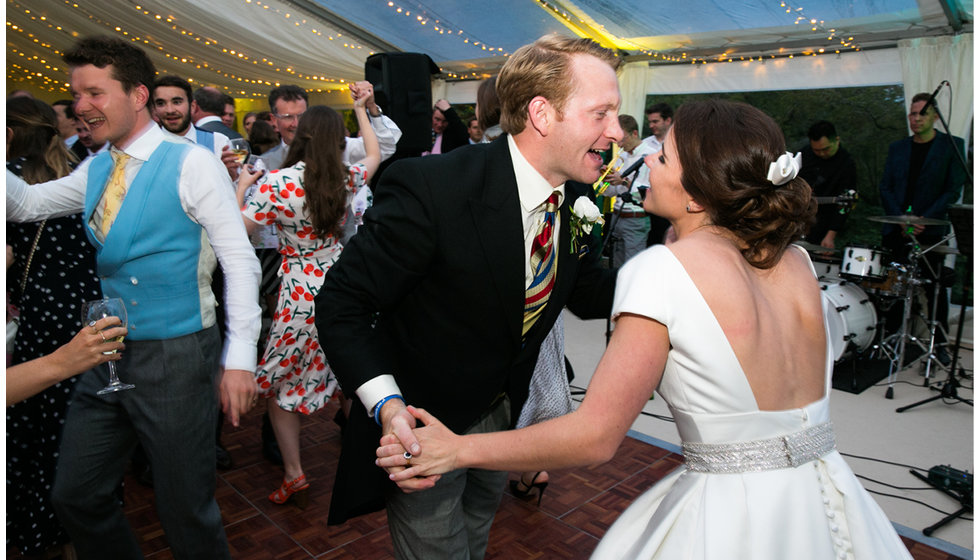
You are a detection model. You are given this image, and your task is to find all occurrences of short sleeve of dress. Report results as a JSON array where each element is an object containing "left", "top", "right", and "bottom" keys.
[
  {"left": 611, "top": 245, "right": 678, "bottom": 329},
  {"left": 347, "top": 162, "right": 368, "bottom": 193},
  {"left": 243, "top": 170, "right": 285, "bottom": 226}
]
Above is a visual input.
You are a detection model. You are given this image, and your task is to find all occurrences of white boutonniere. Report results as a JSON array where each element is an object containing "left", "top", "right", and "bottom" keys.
[{"left": 569, "top": 196, "right": 604, "bottom": 254}]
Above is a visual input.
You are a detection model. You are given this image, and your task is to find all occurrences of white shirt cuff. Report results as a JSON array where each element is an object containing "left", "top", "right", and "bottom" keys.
[
  {"left": 221, "top": 336, "right": 258, "bottom": 372},
  {"left": 355, "top": 375, "right": 403, "bottom": 417}
]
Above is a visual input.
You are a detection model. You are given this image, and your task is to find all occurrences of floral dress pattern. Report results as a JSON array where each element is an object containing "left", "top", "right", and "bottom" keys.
[{"left": 243, "top": 161, "right": 368, "bottom": 414}]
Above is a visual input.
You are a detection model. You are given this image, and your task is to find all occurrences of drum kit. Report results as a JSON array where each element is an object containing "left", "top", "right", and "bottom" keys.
[{"left": 798, "top": 214, "right": 960, "bottom": 398}]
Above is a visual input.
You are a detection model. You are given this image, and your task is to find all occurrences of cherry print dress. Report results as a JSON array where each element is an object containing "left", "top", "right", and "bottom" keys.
[{"left": 243, "top": 161, "right": 369, "bottom": 414}]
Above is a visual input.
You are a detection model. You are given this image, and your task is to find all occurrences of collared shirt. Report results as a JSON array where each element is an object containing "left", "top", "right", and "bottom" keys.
[
  {"left": 355, "top": 134, "right": 566, "bottom": 417},
  {"left": 6, "top": 122, "right": 261, "bottom": 371},
  {"left": 613, "top": 142, "right": 656, "bottom": 212},
  {"left": 640, "top": 134, "right": 663, "bottom": 155},
  {"left": 164, "top": 123, "right": 231, "bottom": 160},
  {"left": 194, "top": 115, "right": 223, "bottom": 128},
  {"left": 510, "top": 134, "right": 565, "bottom": 289}
]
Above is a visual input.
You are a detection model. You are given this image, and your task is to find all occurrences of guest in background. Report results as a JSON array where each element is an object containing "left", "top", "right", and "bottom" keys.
[
  {"left": 69, "top": 119, "right": 107, "bottom": 162},
  {"left": 243, "top": 111, "right": 258, "bottom": 136},
  {"left": 425, "top": 98, "right": 469, "bottom": 154},
  {"left": 235, "top": 90, "right": 381, "bottom": 509},
  {"left": 192, "top": 86, "right": 243, "bottom": 140},
  {"left": 51, "top": 99, "right": 79, "bottom": 146},
  {"left": 248, "top": 119, "right": 280, "bottom": 156},
  {"left": 467, "top": 115, "right": 483, "bottom": 144},
  {"left": 604, "top": 114, "right": 657, "bottom": 266},
  {"left": 221, "top": 95, "right": 237, "bottom": 131},
  {"left": 476, "top": 75, "right": 502, "bottom": 143},
  {"left": 6, "top": 95, "right": 103, "bottom": 560}
]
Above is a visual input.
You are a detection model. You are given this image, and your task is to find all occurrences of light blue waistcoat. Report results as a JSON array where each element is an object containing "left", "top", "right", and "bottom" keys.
[{"left": 83, "top": 141, "right": 216, "bottom": 340}]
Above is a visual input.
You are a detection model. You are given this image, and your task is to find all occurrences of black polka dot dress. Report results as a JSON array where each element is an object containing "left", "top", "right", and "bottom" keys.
[{"left": 6, "top": 158, "right": 103, "bottom": 556}]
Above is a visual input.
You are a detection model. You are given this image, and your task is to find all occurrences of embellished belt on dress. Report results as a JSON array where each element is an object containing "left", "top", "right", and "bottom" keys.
[{"left": 682, "top": 422, "right": 836, "bottom": 473}]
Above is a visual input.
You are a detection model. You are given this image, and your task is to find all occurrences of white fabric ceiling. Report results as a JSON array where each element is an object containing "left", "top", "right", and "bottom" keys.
[{"left": 6, "top": 0, "right": 973, "bottom": 105}]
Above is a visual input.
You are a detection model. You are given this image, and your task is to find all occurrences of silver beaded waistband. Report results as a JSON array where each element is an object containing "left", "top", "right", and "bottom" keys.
[{"left": 683, "top": 422, "right": 836, "bottom": 474}]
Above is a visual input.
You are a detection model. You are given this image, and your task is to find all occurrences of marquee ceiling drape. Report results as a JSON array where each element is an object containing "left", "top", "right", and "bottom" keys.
[{"left": 6, "top": 0, "right": 973, "bottom": 104}]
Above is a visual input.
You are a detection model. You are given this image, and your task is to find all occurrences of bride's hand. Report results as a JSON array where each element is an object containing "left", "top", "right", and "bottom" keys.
[{"left": 377, "top": 406, "right": 461, "bottom": 482}]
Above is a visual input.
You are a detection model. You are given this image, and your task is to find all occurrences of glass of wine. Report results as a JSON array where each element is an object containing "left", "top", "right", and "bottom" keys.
[
  {"left": 81, "top": 297, "right": 135, "bottom": 395},
  {"left": 228, "top": 138, "right": 250, "bottom": 166}
]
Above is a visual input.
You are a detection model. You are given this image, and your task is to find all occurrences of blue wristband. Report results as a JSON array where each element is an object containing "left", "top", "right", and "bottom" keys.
[{"left": 373, "top": 394, "right": 406, "bottom": 427}]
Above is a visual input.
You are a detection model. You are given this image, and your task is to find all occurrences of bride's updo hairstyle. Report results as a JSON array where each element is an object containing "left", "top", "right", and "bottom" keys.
[{"left": 673, "top": 99, "right": 815, "bottom": 269}]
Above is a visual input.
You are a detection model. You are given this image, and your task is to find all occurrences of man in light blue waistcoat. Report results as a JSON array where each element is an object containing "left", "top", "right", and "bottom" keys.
[{"left": 5, "top": 36, "right": 261, "bottom": 560}]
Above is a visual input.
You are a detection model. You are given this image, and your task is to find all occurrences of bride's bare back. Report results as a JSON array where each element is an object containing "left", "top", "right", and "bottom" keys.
[{"left": 669, "top": 232, "right": 827, "bottom": 411}]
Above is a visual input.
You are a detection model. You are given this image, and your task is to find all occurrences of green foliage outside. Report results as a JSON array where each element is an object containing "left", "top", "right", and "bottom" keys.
[{"left": 642, "top": 86, "right": 973, "bottom": 304}]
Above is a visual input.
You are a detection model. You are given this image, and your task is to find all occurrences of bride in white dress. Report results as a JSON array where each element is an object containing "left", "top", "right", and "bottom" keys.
[{"left": 377, "top": 99, "right": 912, "bottom": 559}]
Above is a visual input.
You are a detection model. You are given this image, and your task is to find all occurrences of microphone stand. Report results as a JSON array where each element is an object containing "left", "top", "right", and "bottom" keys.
[{"left": 602, "top": 162, "right": 645, "bottom": 345}]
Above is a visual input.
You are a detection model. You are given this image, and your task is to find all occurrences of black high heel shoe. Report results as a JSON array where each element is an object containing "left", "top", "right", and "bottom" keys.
[{"left": 509, "top": 472, "right": 549, "bottom": 506}]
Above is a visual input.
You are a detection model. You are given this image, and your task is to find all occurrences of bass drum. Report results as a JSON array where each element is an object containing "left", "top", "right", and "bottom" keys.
[{"left": 820, "top": 280, "right": 878, "bottom": 361}]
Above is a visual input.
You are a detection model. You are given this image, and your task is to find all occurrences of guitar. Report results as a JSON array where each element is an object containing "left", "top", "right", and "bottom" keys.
[{"left": 813, "top": 189, "right": 858, "bottom": 215}]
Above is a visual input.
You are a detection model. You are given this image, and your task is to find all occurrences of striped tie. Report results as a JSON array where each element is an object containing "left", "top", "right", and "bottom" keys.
[
  {"left": 100, "top": 151, "right": 131, "bottom": 235},
  {"left": 523, "top": 192, "right": 560, "bottom": 338}
]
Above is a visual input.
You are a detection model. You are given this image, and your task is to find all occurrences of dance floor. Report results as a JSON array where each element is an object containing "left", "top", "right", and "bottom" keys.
[{"left": 7, "top": 396, "right": 964, "bottom": 559}]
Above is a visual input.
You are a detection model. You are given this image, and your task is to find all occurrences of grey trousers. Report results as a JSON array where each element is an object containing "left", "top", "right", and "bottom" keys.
[
  {"left": 610, "top": 215, "right": 651, "bottom": 268},
  {"left": 52, "top": 327, "right": 229, "bottom": 560},
  {"left": 386, "top": 397, "right": 511, "bottom": 560}
]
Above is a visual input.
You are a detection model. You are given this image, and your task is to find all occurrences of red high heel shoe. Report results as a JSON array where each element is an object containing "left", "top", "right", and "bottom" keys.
[{"left": 269, "top": 474, "right": 310, "bottom": 509}]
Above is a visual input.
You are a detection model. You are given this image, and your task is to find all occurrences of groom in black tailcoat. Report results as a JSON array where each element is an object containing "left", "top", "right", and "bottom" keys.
[{"left": 316, "top": 34, "right": 623, "bottom": 559}]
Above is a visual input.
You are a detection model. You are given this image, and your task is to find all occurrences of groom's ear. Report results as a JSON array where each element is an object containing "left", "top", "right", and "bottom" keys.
[{"left": 526, "top": 96, "right": 553, "bottom": 137}]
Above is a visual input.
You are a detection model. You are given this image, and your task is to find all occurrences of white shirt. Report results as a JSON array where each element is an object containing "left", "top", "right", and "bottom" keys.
[
  {"left": 6, "top": 123, "right": 261, "bottom": 371},
  {"left": 640, "top": 134, "right": 663, "bottom": 155},
  {"left": 164, "top": 123, "right": 231, "bottom": 160},
  {"left": 613, "top": 142, "right": 656, "bottom": 212},
  {"left": 355, "top": 134, "right": 565, "bottom": 417}
]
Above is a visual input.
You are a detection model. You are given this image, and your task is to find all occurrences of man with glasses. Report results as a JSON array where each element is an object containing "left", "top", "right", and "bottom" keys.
[{"left": 258, "top": 83, "right": 401, "bottom": 171}]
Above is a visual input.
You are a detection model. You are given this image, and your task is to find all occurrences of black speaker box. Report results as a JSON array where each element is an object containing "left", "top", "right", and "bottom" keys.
[{"left": 365, "top": 52, "right": 439, "bottom": 156}]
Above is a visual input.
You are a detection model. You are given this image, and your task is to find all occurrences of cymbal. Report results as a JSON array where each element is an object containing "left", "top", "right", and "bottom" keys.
[
  {"left": 792, "top": 240, "right": 839, "bottom": 254},
  {"left": 867, "top": 215, "right": 951, "bottom": 226}
]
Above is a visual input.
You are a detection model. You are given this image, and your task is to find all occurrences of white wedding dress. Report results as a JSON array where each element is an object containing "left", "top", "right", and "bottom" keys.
[{"left": 591, "top": 245, "right": 912, "bottom": 560}]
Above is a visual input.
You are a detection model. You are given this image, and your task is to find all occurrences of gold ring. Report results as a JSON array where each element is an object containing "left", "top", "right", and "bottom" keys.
[
  {"left": 403, "top": 451, "right": 412, "bottom": 467},
  {"left": 99, "top": 331, "right": 107, "bottom": 342}
]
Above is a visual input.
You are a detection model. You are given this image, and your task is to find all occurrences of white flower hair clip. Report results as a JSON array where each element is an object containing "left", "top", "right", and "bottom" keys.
[{"left": 766, "top": 151, "right": 803, "bottom": 186}]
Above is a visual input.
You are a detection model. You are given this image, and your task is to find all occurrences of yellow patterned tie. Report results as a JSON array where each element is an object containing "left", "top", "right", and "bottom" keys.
[{"left": 101, "top": 151, "right": 131, "bottom": 235}]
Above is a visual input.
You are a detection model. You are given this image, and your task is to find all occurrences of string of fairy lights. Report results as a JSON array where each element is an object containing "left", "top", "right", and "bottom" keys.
[
  {"left": 6, "top": 0, "right": 376, "bottom": 95},
  {"left": 532, "top": 0, "right": 862, "bottom": 65},
  {"left": 379, "top": 0, "right": 508, "bottom": 80},
  {"left": 7, "top": 0, "right": 870, "bottom": 95}
]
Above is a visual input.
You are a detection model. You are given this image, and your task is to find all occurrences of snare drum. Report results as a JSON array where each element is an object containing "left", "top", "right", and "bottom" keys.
[
  {"left": 841, "top": 246, "right": 886, "bottom": 280},
  {"left": 820, "top": 280, "right": 878, "bottom": 361}
]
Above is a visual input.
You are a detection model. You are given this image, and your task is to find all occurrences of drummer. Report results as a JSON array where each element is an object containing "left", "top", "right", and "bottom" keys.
[{"left": 878, "top": 91, "right": 967, "bottom": 364}]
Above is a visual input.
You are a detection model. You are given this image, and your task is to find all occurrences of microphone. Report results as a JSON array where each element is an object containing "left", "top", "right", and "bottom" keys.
[
  {"left": 919, "top": 81, "right": 947, "bottom": 115},
  {"left": 619, "top": 157, "right": 646, "bottom": 179}
]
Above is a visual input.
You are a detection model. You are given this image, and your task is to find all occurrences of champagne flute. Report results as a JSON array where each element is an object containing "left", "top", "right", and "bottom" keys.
[
  {"left": 228, "top": 138, "right": 250, "bottom": 166},
  {"left": 82, "top": 297, "right": 135, "bottom": 395}
]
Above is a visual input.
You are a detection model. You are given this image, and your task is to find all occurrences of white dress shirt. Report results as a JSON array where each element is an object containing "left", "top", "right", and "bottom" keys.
[
  {"left": 613, "top": 142, "right": 656, "bottom": 212},
  {"left": 6, "top": 123, "right": 261, "bottom": 371}
]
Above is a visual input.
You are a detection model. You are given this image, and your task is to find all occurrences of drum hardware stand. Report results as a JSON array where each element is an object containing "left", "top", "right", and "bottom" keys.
[{"left": 896, "top": 236, "right": 973, "bottom": 413}]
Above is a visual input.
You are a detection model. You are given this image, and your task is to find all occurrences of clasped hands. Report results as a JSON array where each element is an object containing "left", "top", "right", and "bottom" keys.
[{"left": 375, "top": 403, "right": 459, "bottom": 492}]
